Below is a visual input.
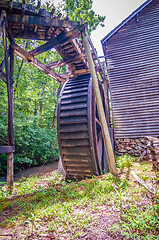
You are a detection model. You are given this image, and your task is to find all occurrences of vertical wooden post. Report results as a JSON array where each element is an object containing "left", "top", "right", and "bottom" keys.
[
  {"left": 0, "top": 25, "right": 2, "bottom": 45},
  {"left": 103, "top": 78, "right": 110, "bottom": 125},
  {"left": 0, "top": 11, "right": 5, "bottom": 44},
  {"left": 82, "top": 28, "right": 117, "bottom": 176},
  {"left": 2, "top": 14, "right": 14, "bottom": 188}
]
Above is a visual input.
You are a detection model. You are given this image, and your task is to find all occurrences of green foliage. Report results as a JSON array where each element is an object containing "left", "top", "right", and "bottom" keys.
[
  {"left": 0, "top": 161, "right": 158, "bottom": 239},
  {"left": 116, "top": 155, "right": 134, "bottom": 169},
  {"left": 14, "top": 120, "right": 59, "bottom": 166},
  {"left": 62, "top": 0, "right": 105, "bottom": 33},
  {"left": 0, "top": 40, "right": 61, "bottom": 174},
  {"left": 0, "top": 116, "right": 59, "bottom": 174}
]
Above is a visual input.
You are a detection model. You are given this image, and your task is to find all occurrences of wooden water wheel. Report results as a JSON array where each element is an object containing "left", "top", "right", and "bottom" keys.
[
  {"left": 0, "top": 1, "right": 117, "bottom": 186},
  {"left": 57, "top": 74, "right": 109, "bottom": 180}
]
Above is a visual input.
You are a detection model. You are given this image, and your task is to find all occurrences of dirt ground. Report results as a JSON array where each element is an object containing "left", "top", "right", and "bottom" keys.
[{"left": 0, "top": 161, "right": 59, "bottom": 184}]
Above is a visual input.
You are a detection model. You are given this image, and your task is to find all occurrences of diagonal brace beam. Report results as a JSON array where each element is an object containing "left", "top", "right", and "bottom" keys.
[
  {"left": 0, "top": 71, "right": 7, "bottom": 83},
  {"left": 11, "top": 42, "right": 66, "bottom": 83},
  {"left": 0, "top": 58, "right": 6, "bottom": 82},
  {"left": 46, "top": 55, "right": 86, "bottom": 69}
]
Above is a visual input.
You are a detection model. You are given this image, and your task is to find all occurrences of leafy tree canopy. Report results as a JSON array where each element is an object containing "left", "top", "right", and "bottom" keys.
[{"left": 61, "top": 0, "right": 106, "bottom": 33}]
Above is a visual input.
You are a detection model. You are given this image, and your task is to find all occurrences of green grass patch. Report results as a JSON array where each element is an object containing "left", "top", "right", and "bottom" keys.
[{"left": 0, "top": 157, "right": 159, "bottom": 239}]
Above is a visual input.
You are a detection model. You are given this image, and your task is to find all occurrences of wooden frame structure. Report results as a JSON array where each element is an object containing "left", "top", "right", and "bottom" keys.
[{"left": 0, "top": 0, "right": 116, "bottom": 187}]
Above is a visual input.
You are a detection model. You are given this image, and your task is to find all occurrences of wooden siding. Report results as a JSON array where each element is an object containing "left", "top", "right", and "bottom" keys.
[{"left": 103, "top": 0, "right": 159, "bottom": 139}]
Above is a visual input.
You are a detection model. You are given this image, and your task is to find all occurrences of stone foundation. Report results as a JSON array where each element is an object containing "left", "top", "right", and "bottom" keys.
[{"left": 115, "top": 138, "right": 150, "bottom": 157}]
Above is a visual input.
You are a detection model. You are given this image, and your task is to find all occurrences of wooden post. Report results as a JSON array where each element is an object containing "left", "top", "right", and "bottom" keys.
[
  {"left": 82, "top": 28, "right": 117, "bottom": 176},
  {"left": 103, "top": 78, "right": 110, "bottom": 125},
  {"left": 0, "top": 24, "right": 2, "bottom": 45},
  {"left": 0, "top": 11, "right": 5, "bottom": 44},
  {"left": 2, "top": 13, "right": 14, "bottom": 188}
]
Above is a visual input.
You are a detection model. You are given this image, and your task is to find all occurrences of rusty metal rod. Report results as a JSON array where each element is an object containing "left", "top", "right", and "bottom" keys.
[{"left": 82, "top": 28, "right": 117, "bottom": 176}]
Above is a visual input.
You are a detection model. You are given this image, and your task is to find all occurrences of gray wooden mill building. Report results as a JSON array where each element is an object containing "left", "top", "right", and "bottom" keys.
[{"left": 101, "top": 0, "right": 159, "bottom": 156}]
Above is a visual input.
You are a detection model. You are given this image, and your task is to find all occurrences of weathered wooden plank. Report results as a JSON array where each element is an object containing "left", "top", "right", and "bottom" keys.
[
  {"left": 61, "top": 139, "right": 89, "bottom": 147},
  {"left": 29, "top": 28, "right": 80, "bottom": 56},
  {"left": 61, "top": 96, "right": 88, "bottom": 104},
  {"left": 60, "top": 131, "right": 89, "bottom": 140},
  {"left": 60, "top": 116, "right": 87, "bottom": 124},
  {"left": 7, "top": 13, "right": 81, "bottom": 29},
  {"left": 63, "top": 87, "right": 88, "bottom": 94},
  {"left": 11, "top": 42, "right": 66, "bottom": 83},
  {"left": 0, "top": 146, "right": 15, "bottom": 154},
  {"left": 60, "top": 103, "right": 87, "bottom": 110},
  {"left": 63, "top": 155, "right": 91, "bottom": 162},
  {"left": 60, "top": 110, "right": 87, "bottom": 117},
  {"left": 62, "top": 146, "right": 91, "bottom": 156},
  {"left": 11, "top": 31, "right": 54, "bottom": 41}
]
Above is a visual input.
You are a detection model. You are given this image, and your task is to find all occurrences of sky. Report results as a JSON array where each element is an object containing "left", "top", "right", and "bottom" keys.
[
  {"left": 42, "top": 0, "right": 146, "bottom": 55},
  {"left": 91, "top": 0, "right": 146, "bottom": 55}
]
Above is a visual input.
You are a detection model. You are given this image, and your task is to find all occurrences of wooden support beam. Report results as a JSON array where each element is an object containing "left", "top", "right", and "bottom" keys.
[
  {"left": 0, "top": 58, "right": 5, "bottom": 72},
  {"left": 11, "top": 42, "right": 66, "bottom": 84},
  {"left": 2, "top": 16, "right": 14, "bottom": 188},
  {"left": 82, "top": 28, "right": 117, "bottom": 176},
  {"left": 10, "top": 45, "right": 14, "bottom": 135},
  {"left": 0, "top": 58, "right": 7, "bottom": 83},
  {"left": 46, "top": 59, "right": 65, "bottom": 69},
  {"left": 11, "top": 30, "right": 52, "bottom": 41},
  {"left": 85, "top": 30, "right": 110, "bottom": 126},
  {"left": 85, "top": 31, "right": 108, "bottom": 84},
  {"left": 7, "top": 13, "right": 81, "bottom": 29},
  {"left": 0, "top": 71, "right": 6, "bottom": 83},
  {"left": 103, "top": 79, "right": 110, "bottom": 125},
  {"left": 29, "top": 28, "right": 80, "bottom": 56},
  {"left": 46, "top": 55, "right": 87, "bottom": 69},
  {"left": 0, "top": 11, "right": 5, "bottom": 44},
  {"left": 0, "top": 26, "right": 2, "bottom": 44}
]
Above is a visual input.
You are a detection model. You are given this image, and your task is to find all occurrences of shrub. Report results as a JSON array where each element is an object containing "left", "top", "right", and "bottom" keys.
[{"left": 0, "top": 118, "right": 59, "bottom": 174}]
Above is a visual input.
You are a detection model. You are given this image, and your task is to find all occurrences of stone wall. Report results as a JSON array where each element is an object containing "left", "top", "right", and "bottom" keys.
[{"left": 114, "top": 138, "right": 150, "bottom": 157}]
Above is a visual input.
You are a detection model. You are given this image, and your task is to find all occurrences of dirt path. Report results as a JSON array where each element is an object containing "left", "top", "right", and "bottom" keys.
[{"left": 0, "top": 161, "right": 59, "bottom": 184}]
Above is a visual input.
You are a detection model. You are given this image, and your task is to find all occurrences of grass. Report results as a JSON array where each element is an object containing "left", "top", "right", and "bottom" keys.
[{"left": 0, "top": 155, "right": 159, "bottom": 240}]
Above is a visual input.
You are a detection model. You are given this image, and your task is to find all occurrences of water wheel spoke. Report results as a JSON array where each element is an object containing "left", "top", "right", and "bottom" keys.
[{"left": 95, "top": 117, "right": 101, "bottom": 127}]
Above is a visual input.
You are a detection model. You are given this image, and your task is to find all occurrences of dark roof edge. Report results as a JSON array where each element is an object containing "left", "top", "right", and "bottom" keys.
[{"left": 101, "top": 0, "right": 153, "bottom": 44}]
